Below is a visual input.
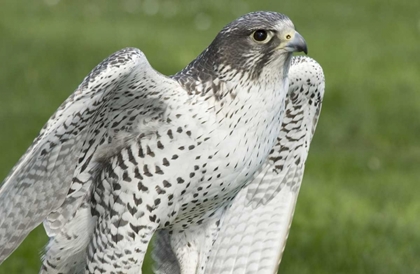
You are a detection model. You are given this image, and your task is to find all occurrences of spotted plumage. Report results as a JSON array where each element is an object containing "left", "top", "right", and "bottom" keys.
[
  {"left": 153, "top": 56, "right": 325, "bottom": 274},
  {"left": 0, "top": 11, "right": 308, "bottom": 273}
]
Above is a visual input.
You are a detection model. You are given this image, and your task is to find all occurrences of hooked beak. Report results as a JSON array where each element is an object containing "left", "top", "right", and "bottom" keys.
[{"left": 285, "top": 31, "right": 308, "bottom": 54}]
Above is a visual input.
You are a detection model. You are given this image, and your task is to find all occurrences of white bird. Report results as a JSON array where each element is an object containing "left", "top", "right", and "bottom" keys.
[{"left": 0, "top": 11, "right": 310, "bottom": 273}]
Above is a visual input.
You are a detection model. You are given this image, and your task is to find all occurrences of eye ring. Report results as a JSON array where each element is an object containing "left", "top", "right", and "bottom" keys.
[{"left": 251, "top": 30, "right": 271, "bottom": 43}]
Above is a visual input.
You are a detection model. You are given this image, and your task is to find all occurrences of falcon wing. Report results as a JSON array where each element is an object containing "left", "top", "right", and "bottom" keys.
[
  {"left": 0, "top": 48, "right": 184, "bottom": 263},
  {"left": 204, "top": 56, "right": 325, "bottom": 274}
]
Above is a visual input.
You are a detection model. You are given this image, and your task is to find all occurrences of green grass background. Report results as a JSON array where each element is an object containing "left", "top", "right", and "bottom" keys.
[{"left": 0, "top": 0, "right": 419, "bottom": 273}]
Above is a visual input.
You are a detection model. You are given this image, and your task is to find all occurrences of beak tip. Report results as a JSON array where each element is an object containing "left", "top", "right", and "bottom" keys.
[{"left": 286, "top": 31, "right": 308, "bottom": 55}]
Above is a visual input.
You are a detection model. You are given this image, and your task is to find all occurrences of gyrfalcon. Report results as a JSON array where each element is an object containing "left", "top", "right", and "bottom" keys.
[{"left": 0, "top": 11, "right": 311, "bottom": 273}]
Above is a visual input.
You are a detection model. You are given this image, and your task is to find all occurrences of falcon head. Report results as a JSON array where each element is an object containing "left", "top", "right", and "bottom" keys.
[
  {"left": 207, "top": 11, "right": 307, "bottom": 80},
  {"left": 175, "top": 11, "right": 307, "bottom": 94}
]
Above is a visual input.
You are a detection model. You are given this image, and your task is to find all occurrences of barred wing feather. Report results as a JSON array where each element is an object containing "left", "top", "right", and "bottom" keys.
[{"left": 0, "top": 47, "right": 184, "bottom": 263}]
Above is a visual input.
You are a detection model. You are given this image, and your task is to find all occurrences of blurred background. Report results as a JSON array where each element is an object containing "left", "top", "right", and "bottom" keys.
[{"left": 0, "top": 0, "right": 419, "bottom": 273}]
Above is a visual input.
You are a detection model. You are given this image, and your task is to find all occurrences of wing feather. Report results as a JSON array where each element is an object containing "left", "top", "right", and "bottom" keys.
[
  {"left": 204, "top": 56, "right": 325, "bottom": 274},
  {"left": 152, "top": 230, "right": 181, "bottom": 274},
  {"left": 0, "top": 47, "right": 184, "bottom": 263}
]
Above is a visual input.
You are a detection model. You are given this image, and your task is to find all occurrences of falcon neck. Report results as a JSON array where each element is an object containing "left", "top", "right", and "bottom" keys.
[
  {"left": 173, "top": 48, "right": 291, "bottom": 103},
  {"left": 172, "top": 48, "right": 217, "bottom": 93}
]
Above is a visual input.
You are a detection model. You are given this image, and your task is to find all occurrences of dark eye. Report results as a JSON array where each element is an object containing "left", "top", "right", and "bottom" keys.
[
  {"left": 251, "top": 29, "right": 273, "bottom": 43},
  {"left": 252, "top": 30, "right": 270, "bottom": 43}
]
